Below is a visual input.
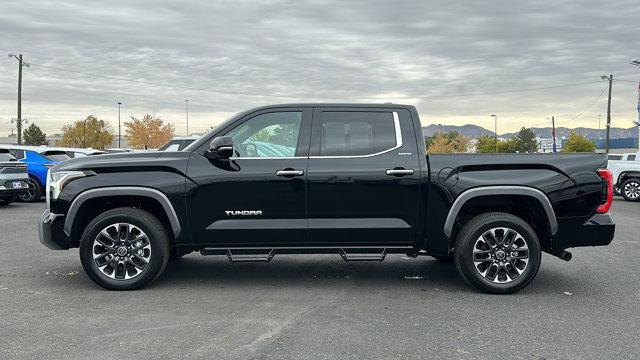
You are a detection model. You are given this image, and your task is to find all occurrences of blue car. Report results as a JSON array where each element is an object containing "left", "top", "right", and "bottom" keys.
[{"left": 0, "top": 146, "right": 70, "bottom": 202}]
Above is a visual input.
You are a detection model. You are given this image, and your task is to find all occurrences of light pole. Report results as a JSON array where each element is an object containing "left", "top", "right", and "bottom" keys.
[
  {"left": 634, "top": 121, "right": 640, "bottom": 151},
  {"left": 185, "top": 99, "right": 189, "bottom": 136},
  {"left": 491, "top": 114, "right": 497, "bottom": 153},
  {"left": 631, "top": 59, "right": 640, "bottom": 150},
  {"left": 601, "top": 75, "right": 613, "bottom": 153},
  {"left": 117, "top": 102, "right": 122, "bottom": 148},
  {"left": 8, "top": 53, "right": 30, "bottom": 145}
]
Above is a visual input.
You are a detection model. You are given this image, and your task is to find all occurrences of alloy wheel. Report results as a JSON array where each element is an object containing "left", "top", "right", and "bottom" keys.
[
  {"left": 92, "top": 223, "right": 151, "bottom": 280},
  {"left": 472, "top": 227, "right": 529, "bottom": 284},
  {"left": 624, "top": 181, "right": 640, "bottom": 200},
  {"left": 18, "top": 179, "right": 37, "bottom": 201}
]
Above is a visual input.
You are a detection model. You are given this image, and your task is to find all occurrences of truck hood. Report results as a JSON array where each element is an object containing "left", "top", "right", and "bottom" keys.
[{"left": 52, "top": 151, "right": 191, "bottom": 174}]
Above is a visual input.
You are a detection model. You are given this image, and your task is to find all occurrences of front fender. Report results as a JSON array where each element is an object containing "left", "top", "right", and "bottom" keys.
[{"left": 62, "top": 186, "right": 182, "bottom": 238}]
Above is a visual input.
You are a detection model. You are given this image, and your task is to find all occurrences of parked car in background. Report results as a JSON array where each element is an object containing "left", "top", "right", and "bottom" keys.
[
  {"left": 0, "top": 149, "right": 29, "bottom": 205},
  {"left": 104, "top": 148, "right": 133, "bottom": 154},
  {"left": 158, "top": 136, "right": 199, "bottom": 151},
  {"left": 0, "top": 145, "right": 70, "bottom": 202},
  {"left": 607, "top": 159, "right": 640, "bottom": 201},
  {"left": 43, "top": 146, "right": 106, "bottom": 158}
]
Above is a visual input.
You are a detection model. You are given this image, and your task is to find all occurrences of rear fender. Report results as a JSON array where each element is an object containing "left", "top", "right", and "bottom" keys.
[{"left": 443, "top": 186, "right": 558, "bottom": 238}]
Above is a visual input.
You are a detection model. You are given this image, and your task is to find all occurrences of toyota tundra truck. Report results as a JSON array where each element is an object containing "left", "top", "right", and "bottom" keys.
[{"left": 38, "top": 104, "right": 615, "bottom": 293}]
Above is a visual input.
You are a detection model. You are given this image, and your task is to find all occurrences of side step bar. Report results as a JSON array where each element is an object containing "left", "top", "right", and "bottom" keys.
[
  {"left": 200, "top": 246, "right": 411, "bottom": 263},
  {"left": 339, "top": 248, "right": 387, "bottom": 262}
]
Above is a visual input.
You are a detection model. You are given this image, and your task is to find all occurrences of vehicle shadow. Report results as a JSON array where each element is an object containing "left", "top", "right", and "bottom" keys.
[
  {"left": 147, "top": 254, "right": 594, "bottom": 295},
  {"left": 154, "top": 255, "right": 465, "bottom": 289}
]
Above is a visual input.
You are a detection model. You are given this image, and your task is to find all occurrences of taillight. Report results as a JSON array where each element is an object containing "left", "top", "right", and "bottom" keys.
[{"left": 596, "top": 169, "right": 613, "bottom": 213}]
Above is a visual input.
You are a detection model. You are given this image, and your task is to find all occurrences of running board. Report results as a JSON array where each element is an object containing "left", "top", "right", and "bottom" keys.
[
  {"left": 199, "top": 246, "right": 410, "bottom": 263},
  {"left": 339, "top": 248, "right": 387, "bottom": 262}
]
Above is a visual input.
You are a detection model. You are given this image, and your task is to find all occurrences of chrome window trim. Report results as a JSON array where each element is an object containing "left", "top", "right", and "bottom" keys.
[
  {"left": 309, "top": 111, "right": 402, "bottom": 159},
  {"left": 231, "top": 156, "right": 308, "bottom": 160}
]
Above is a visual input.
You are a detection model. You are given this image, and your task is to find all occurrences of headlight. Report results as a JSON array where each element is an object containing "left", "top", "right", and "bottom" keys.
[{"left": 47, "top": 170, "right": 92, "bottom": 202}]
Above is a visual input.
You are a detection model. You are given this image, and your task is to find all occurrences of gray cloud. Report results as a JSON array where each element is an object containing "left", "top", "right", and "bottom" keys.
[{"left": 1, "top": 0, "right": 639, "bottom": 135}]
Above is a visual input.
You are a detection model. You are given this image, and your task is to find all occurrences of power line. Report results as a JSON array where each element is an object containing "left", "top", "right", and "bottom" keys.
[
  {"left": 28, "top": 61, "right": 603, "bottom": 100},
  {"left": 566, "top": 85, "right": 608, "bottom": 122}
]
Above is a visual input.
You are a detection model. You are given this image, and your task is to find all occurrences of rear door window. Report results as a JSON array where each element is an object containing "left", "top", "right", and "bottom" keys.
[
  {"left": 317, "top": 111, "right": 399, "bottom": 157},
  {"left": 627, "top": 154, "right": 636, "bottom": 161}
]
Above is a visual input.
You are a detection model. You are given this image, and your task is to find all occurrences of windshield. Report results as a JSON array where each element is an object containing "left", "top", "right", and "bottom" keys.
[
  {"left": 0, "top": 153, "right": 16, "bottom": 161},
  {"left": 44, "top": 153, "right": 71, "bottom": 162}
]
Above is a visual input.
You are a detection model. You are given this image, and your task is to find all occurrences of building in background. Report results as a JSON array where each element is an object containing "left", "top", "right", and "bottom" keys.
[
  {"left": 537, "top": 137, "right": 563, "bottom": 153},
  {"left": 593, "top": 138, "right": 639, "bottom": 153}
]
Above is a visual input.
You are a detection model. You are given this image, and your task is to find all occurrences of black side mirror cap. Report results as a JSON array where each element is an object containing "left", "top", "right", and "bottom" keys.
[{"left": 205, "top": 136, "right": 234, "bottom": 159}]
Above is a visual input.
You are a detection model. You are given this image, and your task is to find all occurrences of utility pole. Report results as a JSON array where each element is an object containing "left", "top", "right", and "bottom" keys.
[
  {"left": 491, "top": 114, "right": 498, "bottom": 153},
  {"left": 551, "top": 116, "right": 557, "bottom": 153},
  {"left": 118, "top": 102, "right": 122, "bottom": 148},
  {"left": 8, "top": 53, "right": 29, "bottom": 145},
  {"left": 185, "top": 99, "right": 189, "bottom": 135},
  {"left": 601, "top": 74, "right": 613, "bottom": 153}
]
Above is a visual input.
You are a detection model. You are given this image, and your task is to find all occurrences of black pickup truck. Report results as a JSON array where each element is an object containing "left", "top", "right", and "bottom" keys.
[{"left": 39, "top": 104, "right": 615, "bottom": 293}]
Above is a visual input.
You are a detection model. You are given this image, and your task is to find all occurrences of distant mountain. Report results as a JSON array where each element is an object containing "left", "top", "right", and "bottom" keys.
[
  {"left": 423, "top": 125, "right": 637, "bottom": 139},
  {"left": 422, "top": 124, "right": 495, "bottom": 138}
]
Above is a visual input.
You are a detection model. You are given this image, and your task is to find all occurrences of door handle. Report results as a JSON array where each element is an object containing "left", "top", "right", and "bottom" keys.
[
  {"left": 386, "top": 168, "right": 414, "bottom": 176},
  {"left": 275, "top": 169, "right": 305, "bottom": 177}
]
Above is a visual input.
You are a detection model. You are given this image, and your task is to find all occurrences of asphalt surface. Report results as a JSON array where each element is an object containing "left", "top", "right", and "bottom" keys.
[{"left": 0, "top": 199, "right": 638, "bottom": 359}]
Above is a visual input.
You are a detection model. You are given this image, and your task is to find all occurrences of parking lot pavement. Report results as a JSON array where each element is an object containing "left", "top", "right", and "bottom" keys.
[{"left": 0, "top": 200, "right": 638, "bottom": 359}]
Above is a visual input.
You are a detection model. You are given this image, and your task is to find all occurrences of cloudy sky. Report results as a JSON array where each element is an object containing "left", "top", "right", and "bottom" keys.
[{"left": 1, "top": 0, "right": 640, "bottom": 136}]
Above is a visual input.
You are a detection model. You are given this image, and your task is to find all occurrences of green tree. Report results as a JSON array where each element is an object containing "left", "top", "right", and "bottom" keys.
[
  {"left": 22, "top": 123, "right": 48, "bottom": 146},
  {"left": 497, "top": 138, "right": 519, "bottom": 153},
  {"left": 59, "top": 115, "right": 113, "bottom": 149},
  {"left": 476, "top": 135, "right": 498, "bottom": 153},
  {"left": 515, "top": 127, "right": 538, "bottom": 153},
  {"left": 562, "top": 132, "right": 596, "bottom": 152}
]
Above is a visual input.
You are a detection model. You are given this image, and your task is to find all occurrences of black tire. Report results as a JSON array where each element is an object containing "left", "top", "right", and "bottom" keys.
[
  {"left": 431, "top": 255, "right": 454, "bottom": 263},
  {"left": 0, "top": 196, "right": 16, "bottom": 205},
  {"left": 454, "top": 212, "right": 541, "bottom": 294},
  {"left": 17, "top": 176, "right": 43, "bottom": 202},
  {"left": 620, "top": 178, "right": 640, "bottom": 202},
  {"left": 79, "top": 207, "right": 170, "bottom": 290}
]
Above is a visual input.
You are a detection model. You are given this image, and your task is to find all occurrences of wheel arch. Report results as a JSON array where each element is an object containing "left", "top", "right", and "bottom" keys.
[
  {"left": 443, "top": 186, "right": 558, "bottom": 249},
  {"left": 618, "top": 171, "right": 640, "bottom": 186},
  {"left": 63, "top": 187, "right": 181, "bottom": 243}
]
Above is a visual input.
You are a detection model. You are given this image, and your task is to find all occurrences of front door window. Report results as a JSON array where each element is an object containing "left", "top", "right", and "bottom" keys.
[{"left": 225, "top": 112, "right": 302, "bottom": 158}]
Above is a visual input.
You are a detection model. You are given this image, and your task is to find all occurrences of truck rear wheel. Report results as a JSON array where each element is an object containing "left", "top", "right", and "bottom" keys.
[
  {"left": 79, "top": 207, "right": 170, "bottom": 290},
  {"left": 454, "top": 212, "right": 541, "bottom": 294},
  {"left": 621, "top": 178, "right": 640, "bottom": 202}
]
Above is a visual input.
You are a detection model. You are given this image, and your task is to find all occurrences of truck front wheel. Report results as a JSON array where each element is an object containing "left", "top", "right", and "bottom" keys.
[
  {"left": 454, "top": 212, "right": 541, "bottom": 294},
  {"left": 79, "top": 207, "right": 170, "bottom": 290}
]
